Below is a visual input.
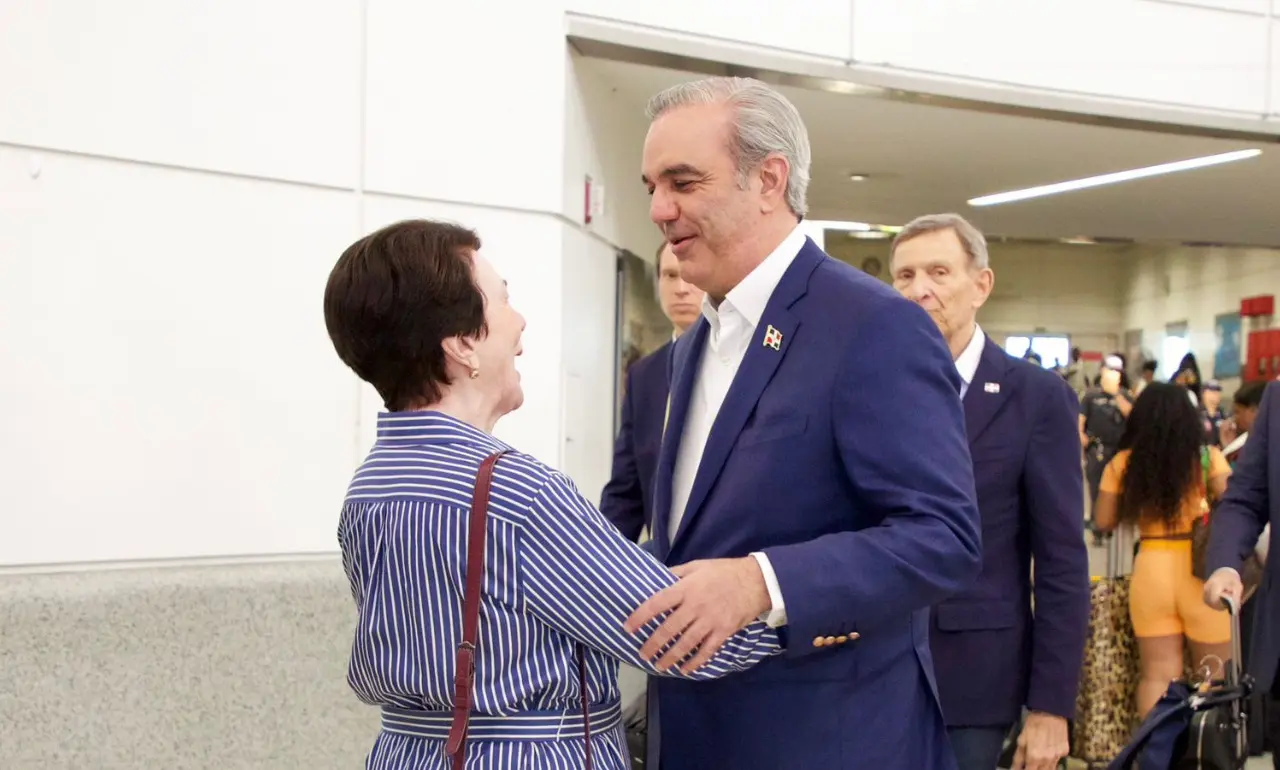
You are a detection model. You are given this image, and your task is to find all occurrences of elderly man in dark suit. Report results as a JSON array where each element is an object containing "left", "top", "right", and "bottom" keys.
[
  {"left": 1205, "top": 381, "right": 1280, "bottom": 769},
  {"left": 600, "top": 242, "right": 703, "bottom": 540},
  {"left": 890, "top": 213, "right": 1092, "bottom": 770}
]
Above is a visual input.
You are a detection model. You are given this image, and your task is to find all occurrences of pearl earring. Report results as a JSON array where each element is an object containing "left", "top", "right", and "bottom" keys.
[{"left": 469, "top": 368, "right": 480, "bottom": 379}]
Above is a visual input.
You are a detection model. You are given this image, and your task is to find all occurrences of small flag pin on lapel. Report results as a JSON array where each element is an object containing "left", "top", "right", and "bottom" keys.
[
  {"left": 984, "top": 382, "right": 1000, "bottom": 394},
  {"left": 763, "top": 324, "right": 783, "bottom": 350}
]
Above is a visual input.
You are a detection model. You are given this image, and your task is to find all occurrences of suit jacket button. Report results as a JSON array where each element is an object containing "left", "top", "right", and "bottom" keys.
[
  {"left": 836, "top": 635, "right": 848, "bottom": 644},
  {"left": 849, "top": 632, "right": 860, "bottom": 641},
  {"left": 812, "top": 636, "right": 827, "bottom": 647},
  {"left": 823, "top": 635, "right": 837, "bottom": 646}
]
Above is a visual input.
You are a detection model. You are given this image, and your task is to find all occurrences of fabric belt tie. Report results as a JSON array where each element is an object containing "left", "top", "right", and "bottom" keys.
[{"left": 383, "top": 701, "right": 622, "bottom": 741}]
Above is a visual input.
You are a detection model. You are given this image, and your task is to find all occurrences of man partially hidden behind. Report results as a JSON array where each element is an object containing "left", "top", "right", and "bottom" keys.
[
  {"left": 600, "top": 243, "right": 703, "bottom": 541},
  {"left": 890, "top": 213, "right": 1091, "bottom": 770},
  {"left": 601, "top": 244, "right": 703, "bottom": 764},
  {"left": 1220, "top": 380, "right": 1266, "bottom": 467},
  {"left": 1080, "top": 356, "right": 1134, "bottom": 543},
  {"left": 628, "top": 76, "right": 981, "bottom": 770}
]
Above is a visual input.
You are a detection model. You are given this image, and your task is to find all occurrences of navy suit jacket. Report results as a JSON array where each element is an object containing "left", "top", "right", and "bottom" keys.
[
  {"left": 930, "top": 338, "right": 1091, "bottom": 728},
  {"left": 599, "top": 341, "right": 672, "bottom": 540},
  {"left": 650, "top": 237, "right": 982, "bottom": 770},
  {"left": 1207, "top": 381, "right": 1280, "bottom": 691}
]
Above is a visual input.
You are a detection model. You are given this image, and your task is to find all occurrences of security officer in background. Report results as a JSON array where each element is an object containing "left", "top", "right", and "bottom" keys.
[
  {"left": 1080, "top": 355, "right": 1134, "bottom": 543},
  {"left": 1199, "top": 379, "right": 1226, "bottom": 447}
]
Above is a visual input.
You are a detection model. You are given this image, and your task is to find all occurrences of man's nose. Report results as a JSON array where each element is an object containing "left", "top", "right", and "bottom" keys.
[
  {"left": 650, "top": 189, "right": 678, "bottom": 224},
  {"left": 904, "top": 278, "right": 933, "bottom": 303}
]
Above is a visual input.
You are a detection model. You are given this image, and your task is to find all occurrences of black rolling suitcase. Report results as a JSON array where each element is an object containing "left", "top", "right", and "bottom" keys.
[{"left": 1107, "top": 595, "right": 1253, "bottom": 770}]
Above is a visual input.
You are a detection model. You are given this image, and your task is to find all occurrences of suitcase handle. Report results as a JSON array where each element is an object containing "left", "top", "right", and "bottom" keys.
[{"left": 1222, "top": 595, "right": 1242, "bottom": 687}]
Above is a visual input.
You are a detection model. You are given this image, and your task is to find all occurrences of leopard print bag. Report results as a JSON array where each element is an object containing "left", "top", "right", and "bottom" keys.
[{"left": 1071, "top": 533, "right": 1140, "bottom": 767}]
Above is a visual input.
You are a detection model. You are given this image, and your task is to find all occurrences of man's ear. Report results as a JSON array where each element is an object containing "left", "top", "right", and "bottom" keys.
[
  {"left": 974, "top": 267, "right": 995, "bottom": 307},
  {"left": 756, "top": 154, "right": 791, "bottom": 214}
]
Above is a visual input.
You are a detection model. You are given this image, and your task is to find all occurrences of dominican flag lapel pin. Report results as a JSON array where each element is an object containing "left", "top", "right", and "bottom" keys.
[{"left": 763, "top": 324, "right": 783, "bottom": 350}]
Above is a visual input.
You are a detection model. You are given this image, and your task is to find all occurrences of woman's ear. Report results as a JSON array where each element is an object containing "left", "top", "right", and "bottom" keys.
[{"left": 441, "top": 335, "right": 478, "bottom": 374}]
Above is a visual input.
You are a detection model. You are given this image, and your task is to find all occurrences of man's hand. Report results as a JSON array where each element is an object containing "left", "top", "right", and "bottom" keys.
[
  {"left": 1203, "top": 567, "right": 1243, "bottom": 610},
  {"left": 1011, "top": 712, "right": 1069, "bottom": 770},
  {"left": 1219, "top": 418, "right": 1239, "bottom": 448},
  {"left": 623, "top": 557, "right": 771, "bottom": 674}
]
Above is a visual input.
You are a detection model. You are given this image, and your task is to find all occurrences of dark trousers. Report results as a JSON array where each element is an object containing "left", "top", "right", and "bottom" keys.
[
  {"left": 948, "top": 725, "right": 1012, "bottom": 770},
  {"left": 1085, "top": 452, "right": 1108, "bottom": 537},
  {"left": 1270, "top": 673, "right": 1279, "bottom": 770}
]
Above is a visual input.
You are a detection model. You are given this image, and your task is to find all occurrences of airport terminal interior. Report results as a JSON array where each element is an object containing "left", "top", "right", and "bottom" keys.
[{"left": 3, "top": 1, "right": 1280, "bottom": 768}]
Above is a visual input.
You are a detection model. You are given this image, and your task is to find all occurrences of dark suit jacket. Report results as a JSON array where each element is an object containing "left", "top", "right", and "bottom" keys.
[
  {"left": 599, "top": 341, "right": 672, "bottom": 541},
  {"left": 930, "top": 338, "right": 1092, "bottom": 727},
  {"left": 1208, "top": 380, "right": 1280, "bottom": 692},
  {"left": 650, "top": 237, "right": 982, "bottom": 770}
]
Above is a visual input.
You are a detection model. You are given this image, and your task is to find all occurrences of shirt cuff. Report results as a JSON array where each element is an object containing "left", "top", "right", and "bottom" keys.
[{"left": 749, "top": 552, "right": 788, "bottom": 628}]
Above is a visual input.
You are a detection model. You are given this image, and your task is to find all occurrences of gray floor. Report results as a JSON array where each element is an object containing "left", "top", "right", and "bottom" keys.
[{"left": 1082, "top": 536, "right": 1273, "bottom": 769}]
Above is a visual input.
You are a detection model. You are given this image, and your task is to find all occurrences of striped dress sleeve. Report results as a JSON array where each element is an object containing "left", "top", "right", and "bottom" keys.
[{"left": 519, "top": 472, "right": 781, "bottom": 679}]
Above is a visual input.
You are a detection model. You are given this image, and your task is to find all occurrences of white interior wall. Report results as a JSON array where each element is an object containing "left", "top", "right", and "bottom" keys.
[
  {"left": 566, "top": 0, "right": 1280, "bottom": 124},
  {"left": 824, "top": 236, "right": 1128, "bottom": 353},
  {"left": 1123, "top": 245, "right": 1280, "bottom": 384},
  {"left": 851, "top": 0, "right": 1276, "bottom": 118},
  {"left": 0, "top": 1, "right": 650, "bottom": 567},
  {"left": 5, "top": 0, "right": 1272, "bottom": 567}
]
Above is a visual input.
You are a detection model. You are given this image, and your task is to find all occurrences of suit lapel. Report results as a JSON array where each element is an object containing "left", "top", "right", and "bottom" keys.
[
  {"left": 651, "top": 320, "right": 708, "bottom": 560},
  {"left": 671, "top": 240, "right": 823, "bottom": 547},
  {"left": 964, "top": 338, "right": 1014, "bottom": 445}
]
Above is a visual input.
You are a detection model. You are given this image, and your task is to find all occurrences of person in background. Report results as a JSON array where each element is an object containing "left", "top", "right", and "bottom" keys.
[
  {"left": 323, "top": 219, "right": 781, "bottom": 770},
  {"left": 1204, "top": 381, "right": 1280, "bottom": 770},
  {"left": 1134, "top": 359, "right": 1157, "bottom": 397},
  {"left": 1064, "top": 347, "right": 1087, "bottom": 396},
  {"left": 1220, "top": 380, "right": 1266, "bottom": 466},
  {"left": 1080, "top": 355, "right": 1134, "bottom": 543},
  {"left": 891, "top": 213, "right": 1090, "bottom": 770},
  {"left": 1093, "top": 383, "right": 1232, "bottom": 719},
  {"left": 634, "top": 75, "right": 981, "bottom": 770},
  {"left": 1199, "top": 379, "right": 1226, "bottom": 447},
  {"left": 1110, "top": 351, "right": 1132, "bottom": 391},
  {"left": 600, "top": 243, "right": 704, "bottom": 541},
  {"left": 1171, "top": 352, "right": 1203, "bottom": 405}
]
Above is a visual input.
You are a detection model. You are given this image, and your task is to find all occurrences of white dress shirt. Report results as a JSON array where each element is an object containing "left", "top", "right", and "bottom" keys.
[
  {"left": 954, "top": 324, "right": 986, "bottom": 400},
  {"left": 668, "top": 224, "right": 807, "bottom": 628}
]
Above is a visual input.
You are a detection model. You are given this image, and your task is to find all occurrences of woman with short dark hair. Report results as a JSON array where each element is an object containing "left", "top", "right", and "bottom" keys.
[{"left": 323, "top": 219, "right": 780, "bottom": 770}]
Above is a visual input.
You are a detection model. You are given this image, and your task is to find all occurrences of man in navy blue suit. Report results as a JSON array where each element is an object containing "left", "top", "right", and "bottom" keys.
[
  {"left": 624, "top": 77, "right": 982, "bottom": 770},
  {"left": 890, "top": 213, "right": 1091, "bottom": 770},
  {"left": 600, "top": 243, "right": 703, "bottom": 541},
  {"left": 1205, "top": 381, "right": 1280, "bottom": 769}
]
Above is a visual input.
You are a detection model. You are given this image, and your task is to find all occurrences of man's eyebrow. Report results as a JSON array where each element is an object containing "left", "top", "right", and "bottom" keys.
[{"left": 641, "top": 164, "right": 705, "bottom": 185}]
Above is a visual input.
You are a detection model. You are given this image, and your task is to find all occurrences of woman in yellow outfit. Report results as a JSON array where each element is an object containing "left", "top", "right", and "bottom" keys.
[{"left": 1093, "top": 382, "right": 1232, "bottom": 719}]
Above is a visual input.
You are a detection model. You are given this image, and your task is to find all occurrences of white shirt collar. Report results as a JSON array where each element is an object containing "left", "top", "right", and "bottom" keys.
[
  {"left": 954, "top": 324, "right": 986, "bottom": 387},
  {"left": 701, "top": 224, "right": 807, "bottom": 332}
]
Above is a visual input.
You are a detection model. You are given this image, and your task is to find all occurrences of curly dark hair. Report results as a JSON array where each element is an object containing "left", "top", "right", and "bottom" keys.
[{"left": 1115, "top": 382, "right": 1204, "bottom": 526}]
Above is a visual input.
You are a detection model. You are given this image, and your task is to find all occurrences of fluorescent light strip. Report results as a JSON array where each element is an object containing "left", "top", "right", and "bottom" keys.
[{"left": 966, "top": 148, "right": 1262, "bottom": 207}]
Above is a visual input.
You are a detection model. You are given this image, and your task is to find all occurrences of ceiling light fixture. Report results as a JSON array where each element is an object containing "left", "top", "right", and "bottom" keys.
[
  {"left": 812, "top": 220, "right": 872, "bottom": 232},
  {"left": 849, "top": 173, "right": 869, "bottom": 182},
  {"left": 966, "top": 148, "right": 1262, "bottom": 207}
]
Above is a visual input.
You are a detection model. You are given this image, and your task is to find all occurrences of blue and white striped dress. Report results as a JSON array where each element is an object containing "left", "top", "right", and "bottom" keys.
[{"left": 338, "top": 411, "right": 781, "bottom": 770}]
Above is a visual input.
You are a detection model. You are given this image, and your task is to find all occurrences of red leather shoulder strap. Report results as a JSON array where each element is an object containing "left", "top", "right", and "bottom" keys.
[
  {"left": 444, "top": 449, "right": 593, "bottom": 770},
  {"left": 446, "top": 449, "right": 507, "bottom": 769}
]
